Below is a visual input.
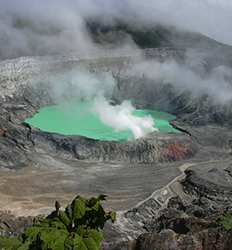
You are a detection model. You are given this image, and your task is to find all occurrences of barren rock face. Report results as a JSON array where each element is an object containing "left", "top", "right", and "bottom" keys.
[{"left": 182, "top": 162, "right": 232, "bottom": 206}]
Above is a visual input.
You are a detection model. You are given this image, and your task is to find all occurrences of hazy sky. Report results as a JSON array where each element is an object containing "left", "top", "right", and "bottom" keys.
[
  {"left": 0, "top": 0, "right": 232, "bottom": 59},
  {"left": 1, "top": 0, "right": 232, "bottom": 42}
]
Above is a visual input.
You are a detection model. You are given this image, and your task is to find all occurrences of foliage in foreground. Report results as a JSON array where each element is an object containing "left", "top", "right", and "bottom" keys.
[
  {"left": 220, "top": 213, "right": 232, "bottom": 231},
  {"left": 0, "top": 195, "right": 116, "bottom": 250}
]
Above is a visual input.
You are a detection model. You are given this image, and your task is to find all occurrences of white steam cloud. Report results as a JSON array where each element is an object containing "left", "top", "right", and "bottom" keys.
[
  {"left": 1, "top": 0, "right": 232, "bottom": 60},
  {"left": 125, "top": 0, "right": 232, "bottom": 45},
  {"left": 128, "top": 59, "right": 232, "bottom": 104},
  {"left": 93, "top": 96, "right": 157, "bottom": 139},
  {"left": 47, "top": 70, "right": 115, "bottom": 102}
]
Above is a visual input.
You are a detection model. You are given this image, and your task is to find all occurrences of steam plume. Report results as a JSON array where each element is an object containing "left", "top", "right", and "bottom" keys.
[
  {"left": 128, "top": 59, "right": 232, "bottom": 104},
  {"left": 93, "top": 96, "right": 157, "bottom": 139},
  {"left": 45, "top": 70, "right": 157, "bottom": 139}
]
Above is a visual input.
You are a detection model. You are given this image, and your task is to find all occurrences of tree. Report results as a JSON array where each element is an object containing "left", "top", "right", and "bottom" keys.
[{"left": 0, "top": 195, "right": 116, "bottom": 250}]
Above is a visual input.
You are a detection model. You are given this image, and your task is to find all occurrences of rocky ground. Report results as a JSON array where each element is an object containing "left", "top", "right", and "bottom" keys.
[{"left": 0, "top": 27, "right": 232, "bottom": 249}]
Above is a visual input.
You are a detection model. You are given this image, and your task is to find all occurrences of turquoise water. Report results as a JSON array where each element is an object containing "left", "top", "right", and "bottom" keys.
[{"left": 25, "top": 101, "right": 178, "bottom": 141}]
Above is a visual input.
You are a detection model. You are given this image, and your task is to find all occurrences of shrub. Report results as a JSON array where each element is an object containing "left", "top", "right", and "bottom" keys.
[
  {"left": 220, "top": 213, "right": 232, "bottom": 231},
  {"left": 0, "top": 195, "right": 116, "bottom": 250}
]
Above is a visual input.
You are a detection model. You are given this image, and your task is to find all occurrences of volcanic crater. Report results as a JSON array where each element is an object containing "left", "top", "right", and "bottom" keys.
[{"left": 0, "top": 44, "right": 232, "bottom": 248}]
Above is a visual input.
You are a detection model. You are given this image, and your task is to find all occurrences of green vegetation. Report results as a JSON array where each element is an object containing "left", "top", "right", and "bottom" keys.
[
  {"left": 0, "top": 237, "right": 22, "bottom": 249},
  {"left": 220, "top": 213, "right": 232, "bottom": 231},
  {"left": 0, "top": 195, "right": 116, "bottom": 250}
]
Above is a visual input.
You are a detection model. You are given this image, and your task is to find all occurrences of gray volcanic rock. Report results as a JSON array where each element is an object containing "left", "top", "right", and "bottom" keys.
[
  {"left": 0, "top": 27, "right": 232, "bottom": 249},
  {"left": 0, "top": 212, "right": 36, "bottom": 237},
  {"left": 130, "top": 192, "right": 232, "bottom": 250},
  {"left": 182, "top": 162, "right": 232, "bottom": 207},
  {"left": 104, "top": 157, "right": 232, "bottom": 249},
  {"left": 33, "top": 131, "right": 196, "bottom": 163},
  {"left": 134, "top": 228, "right": 232, "bottom": 250}
]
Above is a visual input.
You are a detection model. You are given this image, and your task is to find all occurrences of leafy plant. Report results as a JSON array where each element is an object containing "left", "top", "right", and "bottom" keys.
[
  {"left": 220, "top": 213, "right": 232, "bottom": 231},
  {"left": 0, "top": 195, "right": 116, "bottom": 250},
  {"left": 0, "top": 236, "right": 22, "bottom": 249}
]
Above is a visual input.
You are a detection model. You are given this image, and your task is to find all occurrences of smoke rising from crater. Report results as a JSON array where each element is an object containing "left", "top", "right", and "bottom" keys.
[
  {"left": 94, "top": 96, "right": 156, "bottom": 139},
  {"left": 44, "top": 69, "right": 156, "bottom": 139}
]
